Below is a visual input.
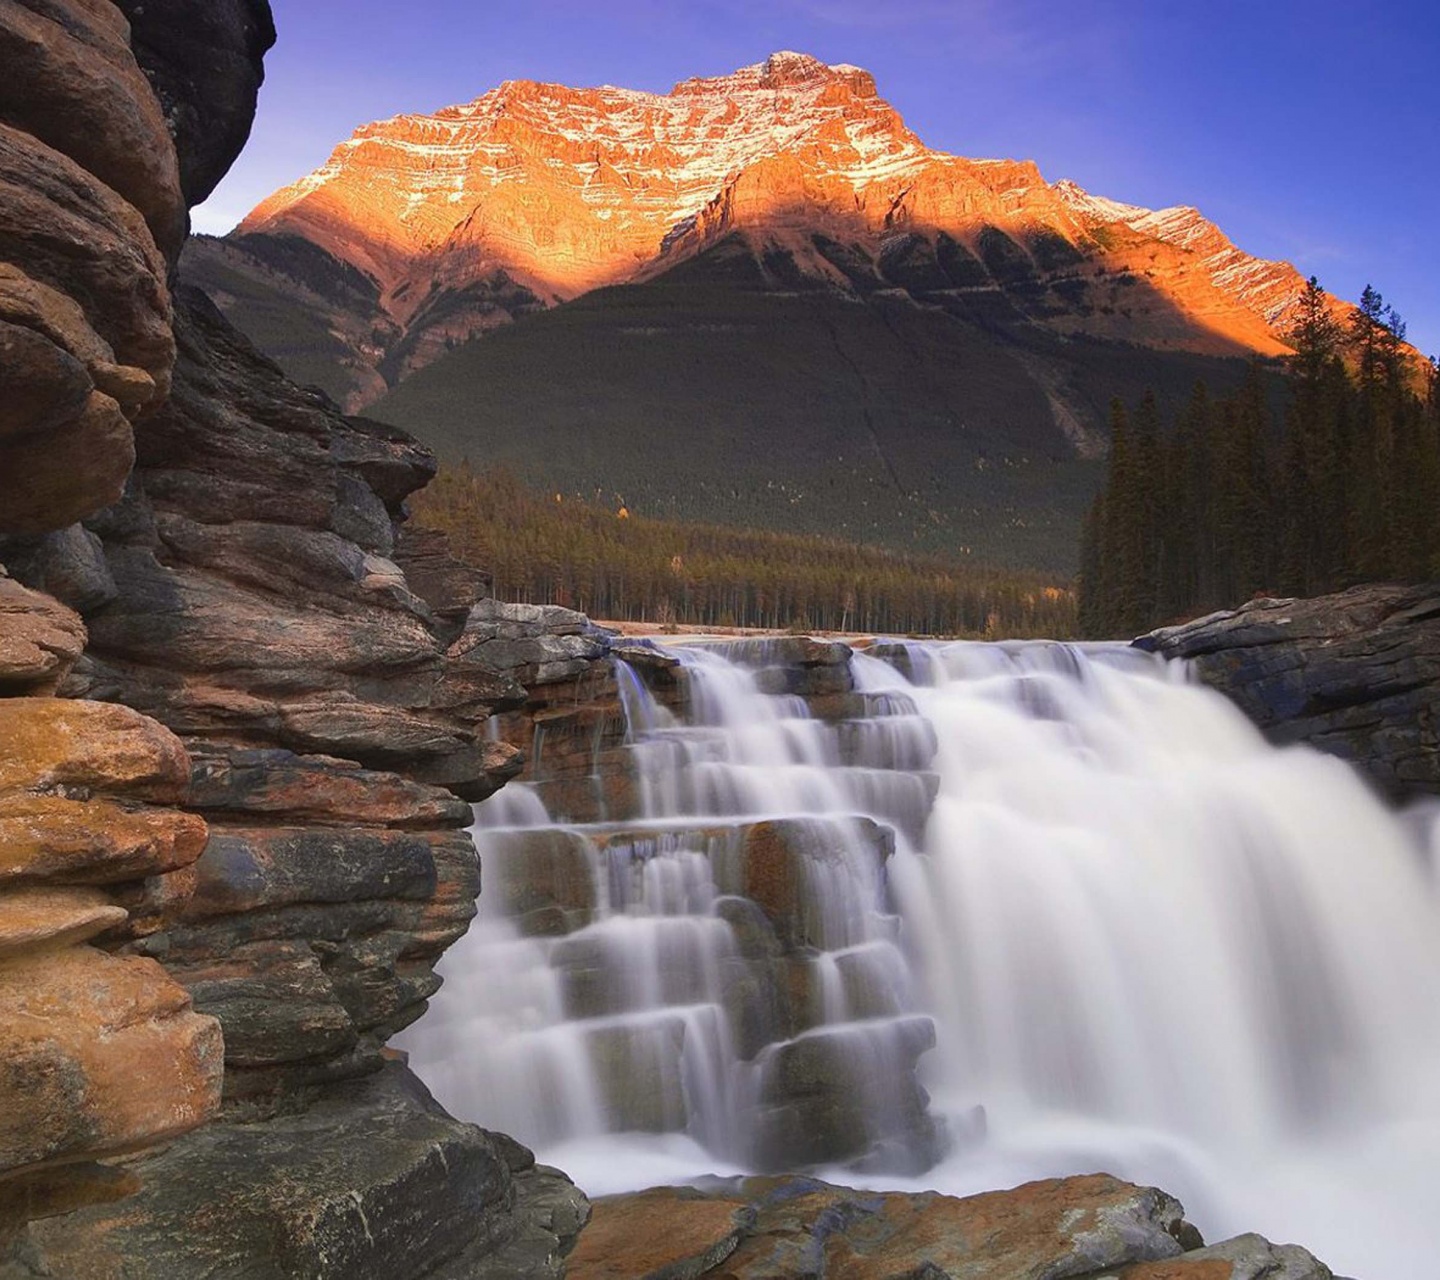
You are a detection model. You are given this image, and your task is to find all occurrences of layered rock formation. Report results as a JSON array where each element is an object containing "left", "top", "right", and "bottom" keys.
[
  {"left": 1138, "top": 583, "right": 1440, "bottom": 800},
  {"left": 565, "top": 1174, "right": 1336, "bottom": 1280},
  {"left": 0, "top": 1, "right": 588, "bottom": 1273},
  {"left": 0, "top": 0, "right": 222, "bottom": 1247}
]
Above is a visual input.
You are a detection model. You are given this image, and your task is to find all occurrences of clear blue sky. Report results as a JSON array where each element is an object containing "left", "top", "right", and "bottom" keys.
[{"left": 195, "top": 0, "right": 1440, "bottom": 356}]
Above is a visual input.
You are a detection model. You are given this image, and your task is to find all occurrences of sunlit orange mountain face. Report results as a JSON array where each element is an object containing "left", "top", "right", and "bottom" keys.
[{"left": 187, "top": 53, "right": 1371, "bottom": 570}]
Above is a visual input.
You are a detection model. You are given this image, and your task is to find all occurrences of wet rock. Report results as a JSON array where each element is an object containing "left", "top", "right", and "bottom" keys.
[
  {"left": 16, "top": 1061, "right": 589, "bottom": 1280},
  {"left": 566, "top": 1173, "right": 1215, "bottom": 1280},
  {"left": 1109, "top": 1231, "right": 1334, "bottom": 1278},
  {"left": 566, "top": 1186, "right": 753, "bottom": 1280},
  {"left": 735, "top": 817, "right": 894, "bottom": 950},
  {"left": 753, "top": 1016, "right": 938, "bottom": 1170},
  {"left": 485, "top": 828, "right": 597, "bottom": 936},
  {"left": 1138, "top": 583, "right": 1440, "bottom": 799},
  {"left": 582, "top": 1017, "right": 688, "bottom": 1133}
]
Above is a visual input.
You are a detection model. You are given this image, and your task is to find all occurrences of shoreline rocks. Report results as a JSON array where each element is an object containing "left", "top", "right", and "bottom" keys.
[
  {"left": 1137, "top": 582, "right": 1440, "bottom": 800},
  {"left": 564, "top": 1173, "right": 1336, "bottom": 1280}
]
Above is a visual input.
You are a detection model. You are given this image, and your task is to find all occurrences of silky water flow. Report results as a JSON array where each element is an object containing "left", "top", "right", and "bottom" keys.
[{"left": 398, "top": 638, "right": 1440, "bottom": 1278}]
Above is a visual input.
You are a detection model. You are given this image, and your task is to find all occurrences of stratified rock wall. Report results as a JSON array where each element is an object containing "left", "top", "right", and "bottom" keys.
[
  {"left": 0, "top": 0, "right": 220, "bottom": 1245},
  {"left": 1, "top": 2, "right": 588, "bottom": 1274},
  {"left": 1137, "top": 583, "right": 1440, "bottom": 800}
]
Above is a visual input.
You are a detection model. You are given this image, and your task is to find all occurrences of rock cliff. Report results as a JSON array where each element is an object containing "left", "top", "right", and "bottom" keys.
[
  {"left": 1137, "top": 583, "right": 1440, "bottom": 800},
  {"left": 0, "top": 2, "right": 585, "bottom": 1273}
]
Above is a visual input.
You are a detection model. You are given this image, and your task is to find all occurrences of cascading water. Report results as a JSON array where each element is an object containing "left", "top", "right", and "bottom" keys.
[{"left": 398, "top": 637, "right": 1440, "bottom": 1279}]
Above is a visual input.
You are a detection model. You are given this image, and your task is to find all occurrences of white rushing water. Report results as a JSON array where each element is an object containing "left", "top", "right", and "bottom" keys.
[{"left": 399, "top": 638, "right": 1440, "bottom": 1279}]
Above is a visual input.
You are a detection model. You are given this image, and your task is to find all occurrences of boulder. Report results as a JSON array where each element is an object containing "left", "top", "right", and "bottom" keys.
[
  {"left": 0, "top": 573, "right": 85, "bottom": 694},
  {"left": 566, "top": 1173, "right": 1216, "bottom": 1280},
  {"left": 0, "top": 945, "right": 222, "bottom": 1174},
  {"left": 15, "top": 1061, "right": 589, "bottom": 1280},
  {"left": 1138, "top": 583, "right": 1440, "bottom": 799},
  {"left": 0, "top": 0, "right": 185, "bottom": 257}
]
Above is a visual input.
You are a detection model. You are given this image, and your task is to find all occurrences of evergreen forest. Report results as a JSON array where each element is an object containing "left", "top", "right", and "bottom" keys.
[
  {"left": 415, "top": 464, "right": 1077, "bottom": 638},
  {"left": 1080, "top": 280, "right": 1440, "bottom": 637}
]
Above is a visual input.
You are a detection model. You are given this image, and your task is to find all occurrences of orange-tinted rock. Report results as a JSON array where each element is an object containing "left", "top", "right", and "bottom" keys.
[
  {"left": 0, "top": 0, "right": 186, "bottom": 258},
  {"left": 566, "top": 1186, "right": 753, "bottom": 1280},
  {"left": 0, "top": 885, "right": 127, "bottom": 957},
  {"left": 0, "top": 574, "right": 85, "bottom": 695},
  {"left": 0, "top": 945, "right": 222, "bottom": 1173},
  {"left": 0, "top": 793, "right": 207, "bottom": 886},
  {"left": 0, "top": 698, "right": 191, "bottom": 803},
  {"left": 570, "top": 1173, "right": 1210, "bottom": 1280}
]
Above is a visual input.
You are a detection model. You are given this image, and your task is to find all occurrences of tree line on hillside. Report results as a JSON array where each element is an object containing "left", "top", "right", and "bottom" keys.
[
  {"left": 1080, "top": 280, "right": 1440, "bottom": 638},
  {"left": 414, "top": 464, "right": 1077, "bottom": 638}
]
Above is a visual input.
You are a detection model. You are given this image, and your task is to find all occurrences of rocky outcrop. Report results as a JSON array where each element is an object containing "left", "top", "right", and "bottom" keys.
[
  {"left": 1137, "top": 583, "right": 1440, "bottom": 799},
  {"left": 0, "top": 0, "right": 221, "bottom": 1241},
  {"left": 0, "top": 1, "right": 583, "bottom": 1272},
  {"left": 0, "top": 0, "right": 182, "bottom": 534},
  {"left": 564, "top": 1173, "right": 1335, "bottom": 1280},
  {"left": 14, "top": 1061, "right": 588, "bottom": 1280},
  {"left": 115, "top": 0, "right": 276, "bottom": 214}
]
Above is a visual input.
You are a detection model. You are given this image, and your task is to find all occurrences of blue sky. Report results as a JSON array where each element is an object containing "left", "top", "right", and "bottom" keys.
[{"left": 195, "top": 0, "right": 1440, "bottom": 355}]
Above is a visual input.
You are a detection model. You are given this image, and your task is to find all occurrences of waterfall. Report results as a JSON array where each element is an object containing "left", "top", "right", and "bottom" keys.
[{"left": 397, "top": 637, "right": 1440, "bottom": 1279}]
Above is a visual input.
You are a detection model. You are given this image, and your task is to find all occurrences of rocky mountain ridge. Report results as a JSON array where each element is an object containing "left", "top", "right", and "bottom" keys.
[{"left": 207, "top": 50, "right": 1355, "bottom": 412}]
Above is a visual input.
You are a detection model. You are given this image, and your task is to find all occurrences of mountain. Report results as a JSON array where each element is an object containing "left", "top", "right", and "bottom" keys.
[{"left": 186, "top": 52, "right": 1362, "bottom": 570}]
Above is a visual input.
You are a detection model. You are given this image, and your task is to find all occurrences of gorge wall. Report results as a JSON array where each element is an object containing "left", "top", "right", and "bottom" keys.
[{"left": 0, "top": 2, "right": 585, "bottom": 1274}]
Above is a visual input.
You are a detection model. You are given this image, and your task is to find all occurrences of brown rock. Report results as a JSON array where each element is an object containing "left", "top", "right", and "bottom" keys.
[
  {"left": 0, "top": 0, "right": 187, "bottom": 258},
  {"left": 570, "top": 1173, "right": 1206, "bottom": 1280},
  {"left": 0, "top": 793, "right": 207, "bottom": 886},
  {"left": 0, "top": 261, "right": 117, "bottom": 370},
  {"left": 186, "top": 747, "right": 472, "bottom": 829},
  {"left": 0, "top": 945, "right": 222, "bottom": 1174},
  {"left": 0, "top": 389, "right": 135, "bottom": 534},
  {"left": 0, "top": 121, "right": 173, "bottom": 396},
  {"left": 0, "top": 885, "right": 127, "bottom": 957},
  {"left": 566, "top": 1187, "right": 752, "bottom": 1280},
  {"left": 0, "top": 317, "right": 90, "bottom": 441},
  {"left": 0, "top": 698, "right": 191, "bottom": 802},
  {"left": 0, "top": 573, "right": 85, "bottom": 694}
]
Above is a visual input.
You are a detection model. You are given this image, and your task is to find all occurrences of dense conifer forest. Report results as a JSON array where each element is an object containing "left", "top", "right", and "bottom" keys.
[
  {"left": 415, "top": 465, "right": 1077, "bottom": 637},
  {"left": 1080, "top": 280, "right": 1440, "bottom": 637}
]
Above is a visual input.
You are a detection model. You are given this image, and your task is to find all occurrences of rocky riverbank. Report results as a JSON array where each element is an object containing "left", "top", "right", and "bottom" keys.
[
  {"left": 566, "top": 1173, "right": 1338, "bottom": 1280},
  {"left": 1138, "top": 582, "right": 1440, "bottom": 800}
]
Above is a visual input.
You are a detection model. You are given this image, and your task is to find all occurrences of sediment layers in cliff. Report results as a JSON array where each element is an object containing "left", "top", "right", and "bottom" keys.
[{"left": 0, "top": 3, "right": 586, "bottom": 1273}]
